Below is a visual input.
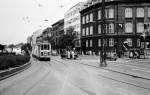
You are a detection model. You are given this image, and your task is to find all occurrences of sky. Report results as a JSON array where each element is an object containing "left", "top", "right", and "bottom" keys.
[{"left": 0, "top": 0, "right": 86, "bottom": 45}]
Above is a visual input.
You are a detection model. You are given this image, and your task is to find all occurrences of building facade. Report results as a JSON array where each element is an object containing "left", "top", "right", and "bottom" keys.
[
  {"left": 30, "top": 29, "right": 43, "bottom": 54},
  {"left": 51, "top": 19, "right": 64, "bottom": 49},
  {"left": 64, "top": 2, "right": 85, "bottom": 49},
  {"left": 27, "top": 36, "right": 32, "bottom": 44},
  {"left": 80, "top": 0, "right": 150, "bottom": 56},
  {"left": 42, "top": 27, "right": 52, "bottom": 39}
]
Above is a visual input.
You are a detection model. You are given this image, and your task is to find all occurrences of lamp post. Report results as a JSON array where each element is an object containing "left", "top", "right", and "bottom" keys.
[
  {"left": 143, "top": 23, "right": 149, "bottom": 58},
  {"left": 100, "top": 0, "right": 107, "bottom": 67}
]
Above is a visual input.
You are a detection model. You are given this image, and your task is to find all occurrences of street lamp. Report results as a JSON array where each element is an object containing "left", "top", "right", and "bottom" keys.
[
  {"left": 143, "top": 23, "right": 150, "bottom": 58},
  {"left": 100, "top": 0, "right": 107, "bottom": 67}
]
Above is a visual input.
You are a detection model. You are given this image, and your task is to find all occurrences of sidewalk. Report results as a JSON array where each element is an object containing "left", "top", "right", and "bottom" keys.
[{"left": 77, "top": 55, "right": 150, "bottom": 80}]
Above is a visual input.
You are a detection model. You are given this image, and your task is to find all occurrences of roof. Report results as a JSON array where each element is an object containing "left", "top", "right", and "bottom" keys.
[
  {"left": 51, "top": 19, "right": 64, "bottom": 27},
  {"left": 64, "top": 2, "right": 85, "bottom": 15},
  {"left": 80, "top": 0, "right": 150, "bottom": 14}
]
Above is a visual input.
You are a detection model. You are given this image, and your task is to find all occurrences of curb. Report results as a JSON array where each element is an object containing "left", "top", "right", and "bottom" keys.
[
  {"left": 52, "top": 57, "right": 150, "bottom": 80},
  {"left": 0, "top": 62, "right": 31, "bottom": 81},
  {"left": 79, "top": 62, "right": 150, "bottom": 80}
]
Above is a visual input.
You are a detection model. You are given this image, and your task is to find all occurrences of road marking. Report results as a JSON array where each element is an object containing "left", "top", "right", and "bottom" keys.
[
  {"left": 116, "top": 64, "right": 150, "bottom": 73},
  {"left": 132, "top": 68, "right": 150, "bottom": 73}
]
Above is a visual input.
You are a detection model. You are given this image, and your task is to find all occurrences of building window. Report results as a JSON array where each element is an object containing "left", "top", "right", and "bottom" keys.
[
  {"left": 137, "top": 23, "right": 144, "bottom": 33},
  {"left": 86, "top": 40, "right": 88, "bottom": 47},
  {"left": 136, "top": 8, "right": 144, "bottom": 17},
  {"left": 90, "top": 13, "right": 93, "bottom": 22},
  {"left": 98, "top": 39, "right": 101, "bottom": 47},
  {"left": 86, "top": 15, "right": 89, "bottom": 23},
  {"left": 148, "top": 7, "right": 150, "bottom": 17},
  {"left": 104, "top": 39, "right": 107, "bottom": 47},
  {"left": 86, "top": 27, "right": 89, "bottom": 35},
  {"left": 141, "top": 42, "right": 144, "bottom": 48},
  {"left": 108, "top": 23, "right": 114, "bottom": 33},
  {"left": 125, "top": 23, "right": 133, "bottom": 33},
  {"left": 98, "top": 24, "right": 101, "bottom": 34},
  {"left": 137, "top": 39, "right": 141, "bottom": 47},
  {"left": 90, "top": 26, "right": 93, "bottom": 35},
  {"left": 109, "top": 38, "right": 114, "bottom": 47},
  {"left": 82, "top": 16, "right": 85, "bottom": 24},
  {"left": 82, "top": 28, "right": 85, "bottom": 36},
  {"left": 126, "top": 38, "right": 132, "bottom": 47},
  {"left": 90, "top": 40, "right": 92, "bottom": 47},
  {"left": 105, "top": 24, "right": 108, "bottom": 34},
  {"left": 125, "top": 8, "right": 132, "bottom": 18},
  {"left": 108, "top": 8, "right": 114, "bottom": 18},
  {"left": 105, "top": 9, "right": 108, "bottom": 18},
  {"left": 98, "top": 10, "right": 101, "bottom": 19}
]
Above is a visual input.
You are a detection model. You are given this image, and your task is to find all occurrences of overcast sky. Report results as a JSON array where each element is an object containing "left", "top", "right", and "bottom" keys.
[{"left": 0, "top": 0, "right": 86, "bottom": 45}]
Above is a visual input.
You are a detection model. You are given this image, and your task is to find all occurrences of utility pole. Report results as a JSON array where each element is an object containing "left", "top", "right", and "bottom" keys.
[
  {"left": 100, "top": 0, "right": 107, "bottom": 67},
  {"left": 143, "top": 17, "right": 149, "bottom": 59}
]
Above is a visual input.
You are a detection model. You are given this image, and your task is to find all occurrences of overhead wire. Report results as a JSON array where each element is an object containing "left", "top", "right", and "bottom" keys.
[
  {"left": 30, "top": 0, "right": 49, "bottom": 28},
  {"left": 22, "top": 0, "right": 74, "bottom": 28}
]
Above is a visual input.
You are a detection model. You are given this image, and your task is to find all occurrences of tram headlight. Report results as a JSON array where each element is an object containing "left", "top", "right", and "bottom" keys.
[{"left": 41, "top": 52, "right": 43, "bottom": 56}]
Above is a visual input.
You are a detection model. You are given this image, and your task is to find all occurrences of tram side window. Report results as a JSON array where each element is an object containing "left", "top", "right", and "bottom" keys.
[
  {"left": 41, "top": 45, "right": 44, "bottom": 50},
  {"left": 41, "top": 44, "right": 49, "bottom": 50},
  {"left": 47, "top": 45, "right": 49, "bottom": 50},
  {"left": 44, "top": 44, "right": 47, "bottom": 50},
  {"left": 43, "top": 44, "right": 49, "bottom": 50}
]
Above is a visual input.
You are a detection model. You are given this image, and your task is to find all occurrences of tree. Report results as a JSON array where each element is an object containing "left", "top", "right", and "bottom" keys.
[
  {"left": 0, "top": 44, "right": 5, "bottom": 52},
  {"left": 60, "top": 34, "right": 74, "bottom": 48},
  {"left": 8, "top": 44, "right": 15, "bottom": 53},
  {"left": 66, "top": 26, "right": 74, "bottom": 35},
  {"left": 8, "top": 44, "right": 15, "bottom": 48},
  {"left": 59, "top": 26, "right": 78, "bottom": 49},
  {"left": 21, "top": 43, "right": 32, "bottom": 55},
  {"left": 46, "top": 36, "right": 55, "bottom": 49}
]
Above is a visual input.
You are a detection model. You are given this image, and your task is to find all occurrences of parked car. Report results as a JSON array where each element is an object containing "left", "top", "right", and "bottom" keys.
[
  {"left": 106, "top": 53, "right": 117, "bottom": 61},
  {"left": 60, "top": 49, "right": 78, "bottom": 59},
  {"left": 60, "top": 49, "right": 67, "bottom": 59},
  {"left": 51, "top": 50, "right": 57, "bottom": 56},
  {"left": 70, "top": 51, "right": 78, "bottom": 59}
]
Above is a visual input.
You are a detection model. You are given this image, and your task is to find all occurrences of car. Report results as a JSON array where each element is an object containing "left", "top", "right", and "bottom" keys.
[
  {"left": 60, "top": 49, "right": 78, "bottom": 59},
  {"left": 51, "top": 50, "right": 58, "bottom": 56},
  {"left": 70, "top": 51, "right": 78, "bottom": 59},
  {"left": 106, "top": 53, "right": 117, "bottom": 61},
  {"left": 60, "top": 49, "right": 67, "bottom": 59}
]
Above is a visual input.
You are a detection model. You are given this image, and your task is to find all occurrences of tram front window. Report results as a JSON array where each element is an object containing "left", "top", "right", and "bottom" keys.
[
  {"left": 43, "top": 44, "right": 49, "bottom": 50},
  {"left": 44, "top": 44, "right": 47, "bottom": 50},
  {"left": 47, "top": 45, "right": 49, "bottom": 50},
  {"left": 41, "top": 45, "right": 44, "bottom": 50}
]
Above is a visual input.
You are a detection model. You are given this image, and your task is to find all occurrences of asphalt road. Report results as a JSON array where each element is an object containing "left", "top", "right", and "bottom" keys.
[{"left": 0, "top": 56, "right": 150, "bottom": 95}]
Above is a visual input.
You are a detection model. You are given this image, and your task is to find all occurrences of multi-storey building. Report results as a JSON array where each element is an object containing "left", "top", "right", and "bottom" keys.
[
  {"left": 64, "top": 2, "right": 85, "bottom": 50},
  {"left": 51, "top": 19, "right": 64, "bottom": 49},
  {"left": 30, "top": 29, "right": 43, "bottom": 54},
  {"left": 80, "top": 0, "right": 150, "bottom": 56},
  {"left": 42, "top": 27, "right": 52, "bottom": 39},
  {"left": 27, "top": 36, "right": 32, "bottom": 44}
]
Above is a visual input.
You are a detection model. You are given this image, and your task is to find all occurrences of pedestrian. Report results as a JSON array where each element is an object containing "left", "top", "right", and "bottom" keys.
[
  {"left": 82, "top": 51, "right": 84, "bottom": 56},
  {"left": 72, "top": 50, "right": 75, "bottom": 59},
  {"left": 133, "top": 50, "right": 136, "bottom": 59},
  {"left": 129, "top": 51, "right": 133, "bottom": 59},
  {"left": 135, "top": 50, "right": 139, "bottom": 59},
  {"left": 67, "top": 50, "right": 70, "bottom": 59}
]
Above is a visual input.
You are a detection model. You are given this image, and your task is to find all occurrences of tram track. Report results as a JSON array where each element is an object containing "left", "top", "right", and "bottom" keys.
[
  {"left": 51, "top": 58, "right": 150, "bottom": 91},
  {"left": 0, "top": 60, "right": 44, "bottom": 93},
  {"left": 74, "top": 59, "right": 150, "bottom": 80},
  {"left": 22, "top": 61, "right": 52, "bottom": 95},
  {"left": 51, "top": 59, "right": 100, "bottom": 95},
  {"left": 0, "top": 59, "right": 53, "bottom": 95}
]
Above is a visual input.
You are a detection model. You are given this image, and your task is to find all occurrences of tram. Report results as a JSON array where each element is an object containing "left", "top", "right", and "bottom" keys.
[{"left": 32, "top": 40, "right": 51, "bottom": 61}]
